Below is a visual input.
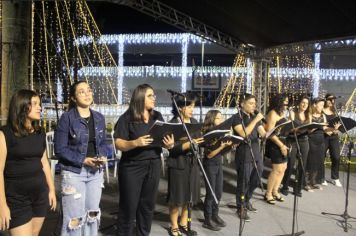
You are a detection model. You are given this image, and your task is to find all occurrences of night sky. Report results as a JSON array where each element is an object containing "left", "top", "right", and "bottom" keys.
[{"left": 87, "top": 2, "right": 181, "bottom": 34}]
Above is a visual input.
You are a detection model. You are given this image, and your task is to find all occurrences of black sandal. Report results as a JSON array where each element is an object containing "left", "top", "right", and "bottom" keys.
[
  {"left": 179, "top": 224, "right": 197, "bottom": 235},
  {"left": 169, "top": 227, "right": 182, "bottom": 236},
  {"left": 272, "top": 193, "right": 285, "bottom": 202},
  {"left": 264, "top": 194, "right": 276, "bottom": 204}
]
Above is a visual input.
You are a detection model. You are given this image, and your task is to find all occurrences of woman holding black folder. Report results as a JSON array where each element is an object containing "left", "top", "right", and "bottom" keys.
[
  {"left": 322, "top": 93, "right": 342, "bottom": 187},
  {"left": 265, "top": 94, "right": 289, "bottom": 204},
  {"left": 280, "top": 96, "right": 311, "bottom": 196},
  {"left": 201, "top": 110, "right": 232, "bottom": 231},
  {"left": 167, "top": 93, "right": 204, "bottom": 236},
  {"left": 114, "top": 84, "right": 174, "bottom": 236},
  {"left": 304, "top": 98, "right": 328, "bottom": 191},
  {"left": 232, "top": 94, "right": 266, "bottom": 221}
]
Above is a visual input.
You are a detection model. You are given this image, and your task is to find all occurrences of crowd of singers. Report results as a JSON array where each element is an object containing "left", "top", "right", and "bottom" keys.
[{"left": 0, "top": 82, "right": 344, "bottom": 236}]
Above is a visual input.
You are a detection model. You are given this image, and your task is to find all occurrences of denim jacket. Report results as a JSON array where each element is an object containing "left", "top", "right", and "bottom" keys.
[{"left": 54, "top": 108, "right": 107, "bottom": 174}]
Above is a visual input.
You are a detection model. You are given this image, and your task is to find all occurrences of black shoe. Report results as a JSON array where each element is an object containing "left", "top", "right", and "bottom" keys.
[
  {"left": 212, "top": 214, "right": 226, "bottom": 227},
  {"left": 293, "top": 190, "right": 302, "bottom": 197},
  {"left": 236, "top": 208, "right": 251, "bottom": 222},
  {"left": 280, "top": 188, "right": 289, "bottom": 196},
  {"left": 246, "top": 202, "right": 257, "bottom": 213},
  {"left": 179, "top": 224, "right": 197, "bottom": 236},
  {"left": 202, "top": 217, "right": 221, "bottom": 231}
]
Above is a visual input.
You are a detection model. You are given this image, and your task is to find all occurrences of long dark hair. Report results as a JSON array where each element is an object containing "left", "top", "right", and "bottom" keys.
[
  {"left": 202, "top": 110, "right": 221, "bottom": 134},
  {"left": 295, "top": 95, "right": 311, "bottom": 122},
  {"left": 68, "top": 80, "right": 88, "bottom": 110},
  {"left": 7, "top": 89, "right": 41, "bottom": 137},
  {"left": 268, "top": 94, "right": 288, "bottom": 115},
  {"left": 128, "top": 84, "right": 155, "bottom": 122},
  {"left": 171, "top": 92, "right": 196, "bottom": 118}
]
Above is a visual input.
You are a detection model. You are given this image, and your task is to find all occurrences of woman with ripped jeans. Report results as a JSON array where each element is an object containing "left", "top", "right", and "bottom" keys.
[{"left": 55, "top": 81, "right": 107, "bottom": 236}]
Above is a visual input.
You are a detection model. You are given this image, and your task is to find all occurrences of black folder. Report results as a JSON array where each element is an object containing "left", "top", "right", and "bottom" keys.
[
  {"left": 201, "top": 129, "right": 231, "bottom": 146},
  {"left": 328, "top": 116, "right": 356, "bottom": 133},
  {"left": 148, "top": 120, "right": 203, "bottom": 146},
  {"left": 208, "top": 134, "right": 244, "bottom": 157},
  {"left": 266, "top": 120, "right": 292, "bottom": 139},
  {"left": 291, "top": 122, "right": 328, "bottom": 135}
]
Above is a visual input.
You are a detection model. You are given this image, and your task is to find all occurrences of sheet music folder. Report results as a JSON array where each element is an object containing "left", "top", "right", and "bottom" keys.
[
  {"left": 207, "top": 134, "right": 244, "bottom": 157},
  {"left": 328, "top": 116, "right": 356, "bottom": 133},
  {"left": 266, "top": 120, "right": 327, "bottom": 139},
  {"left": 148, "top": 120, "right": 202, "bottom": 146}
]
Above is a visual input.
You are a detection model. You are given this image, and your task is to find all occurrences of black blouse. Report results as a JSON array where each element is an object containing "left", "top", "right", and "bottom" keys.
[
  {"left": 114, "top": 110, "right": 164, "bottom": 162},
  {"left": 1, "top": 125, "right": 46, "bottom": 178}
]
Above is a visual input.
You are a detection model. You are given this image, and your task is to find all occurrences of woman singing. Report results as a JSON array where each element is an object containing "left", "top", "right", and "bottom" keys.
[
  {"left": 322, "top": 93, "right": 342, "bottom": 187},
  {"left": 55, "top": 81, "right": 107, "bottom": 236},
  {"left": 265, "top": 94, "right": 289, "bottom": 204},
  {"left": 280, "top": 96, "right": 311, "bottom": 197},
  {"left": 0, "top": 90, "right": 56, "bottom": 236},
  {"left": 233, "top": 94, "right": 266, "bottom": 221},
  {"left": 167, "top": 93, "right": 204, "bottom": 236},
  {"left": 114, "top": 84, "right": 174, "bottom": 236}
]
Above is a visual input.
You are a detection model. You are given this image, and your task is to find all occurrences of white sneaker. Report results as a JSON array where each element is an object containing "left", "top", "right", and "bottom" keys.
[
  {"left": 332, "top": 179, "right": 342, "bottom": 187},
  {"left": 321, "top": 181, "right": 328, "bottom": 186}
]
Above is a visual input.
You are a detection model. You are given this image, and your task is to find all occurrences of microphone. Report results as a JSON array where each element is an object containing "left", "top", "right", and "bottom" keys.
[
  {"left": 254, "top": 110, "right": 266, "bottom": 123},
  {"left": 167, "top": 89, "right": 185, "bottom": 97}
]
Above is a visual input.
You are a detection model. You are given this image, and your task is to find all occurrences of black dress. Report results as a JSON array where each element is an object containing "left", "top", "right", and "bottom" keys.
[
  {"left": 306, "top": 115, "right": 325, "bottom": 185},
  {"left": 167, "top": 117, "right": 201, "bottom": 206},
  {"left": 266, "top": 118, "right": 288, "bottom": 164},
  {"left": 1, "top": 125, "right": 49, "bottom": 229}
]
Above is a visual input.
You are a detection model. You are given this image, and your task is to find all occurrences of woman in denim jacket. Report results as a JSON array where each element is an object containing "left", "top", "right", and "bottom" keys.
[{"left": 54, "top": 81, "right": 107, "bottom": 236}]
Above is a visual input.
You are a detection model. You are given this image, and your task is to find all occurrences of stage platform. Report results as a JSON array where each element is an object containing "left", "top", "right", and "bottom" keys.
[{"left": 3, "top": 160, "right": 355, "bottom": 236}]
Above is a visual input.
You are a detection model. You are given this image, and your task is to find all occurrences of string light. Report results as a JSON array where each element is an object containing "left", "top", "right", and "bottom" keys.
[
  {"left": 313, "top": 53, "right": 320, "bottom": 97},
  {"left": 77, "top": 66, "right": 356, "bottom": 80}
]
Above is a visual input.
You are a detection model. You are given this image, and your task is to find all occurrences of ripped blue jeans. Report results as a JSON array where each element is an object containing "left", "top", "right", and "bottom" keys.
[{"left": 61, "top": 167, "right": 103, "bottom": 236}]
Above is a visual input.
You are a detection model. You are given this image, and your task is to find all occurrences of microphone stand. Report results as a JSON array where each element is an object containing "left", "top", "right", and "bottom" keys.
[
  {"left": 170, "top": 94, "right": 218, "bottom": 236},
  {"left": 278, "top": 113, "right": 305, "bottom": 236},
  {"left": 236, "top": 108, "right": 264, "bottom": 236},
  {"left": 321, "top": 104, "right": 356, "bottom": 232}
]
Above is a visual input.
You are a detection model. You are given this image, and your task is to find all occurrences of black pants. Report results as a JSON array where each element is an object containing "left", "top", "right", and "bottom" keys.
[
  {"left": 117, "top": 159, "right": 161, "bottom": 236},
  {"left": 235, "top": 159, "right": 263, "bottom": 209},
  {"left": 323, "top": 135, "right": 340, "bottom": 180},
  {"left": 282, "top": 138, "right": 309, "bottom": 192},
  {"left": 203, "top": 163, "right": 223, "bottom": 218}
]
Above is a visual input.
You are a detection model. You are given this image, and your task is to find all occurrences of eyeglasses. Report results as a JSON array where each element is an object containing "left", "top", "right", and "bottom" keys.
[
  {"left": 147, "top": 94, "right": 156, "bottom": 100},
  {"left": 76, "top": 89, "right": 93, "bottom": 97}
]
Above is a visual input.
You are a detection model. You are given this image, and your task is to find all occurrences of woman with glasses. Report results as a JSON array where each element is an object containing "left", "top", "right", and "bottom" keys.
[
  {"left": 55, "top": 81, "right": 107, "bottom": 236},
  {"left": 265, "top": 94, "right": 289, "bottom": 205},
  {"left": 114, "top": 84, "right": 174, "bottom": 236},
  {"left": 0, "top": 90, "right": 56, "bottom": 235}
]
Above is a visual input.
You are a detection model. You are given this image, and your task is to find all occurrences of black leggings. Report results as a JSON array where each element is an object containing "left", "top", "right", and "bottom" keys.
[
  {"left": 203, "top": 163, "right": 223, "bottom": 217},
  {"left": 323, "top": 135, "right": 340, "bottom": 180},
  {"left": 117, "top": 159, "right": 161, "bottom": 236},
  {"left": 282, "top": 138, "right": 309, "bottom": 191}
]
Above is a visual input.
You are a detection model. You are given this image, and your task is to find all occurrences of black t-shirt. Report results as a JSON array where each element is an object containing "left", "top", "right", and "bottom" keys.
[
  {"left": 85, "top": 114, "right": 97, "bottom": 157},
  {"left": 114, "top": 110, "right": 164, "bottom": 161},
  {"left": 1, "top": 125, "right": 46, "bottom": 178},
  {"left": 232, "top": 112, "right": 261, "bottom": 142},
  {"left": 232, "top": 112, "right": 262, "bottom": 162}
]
